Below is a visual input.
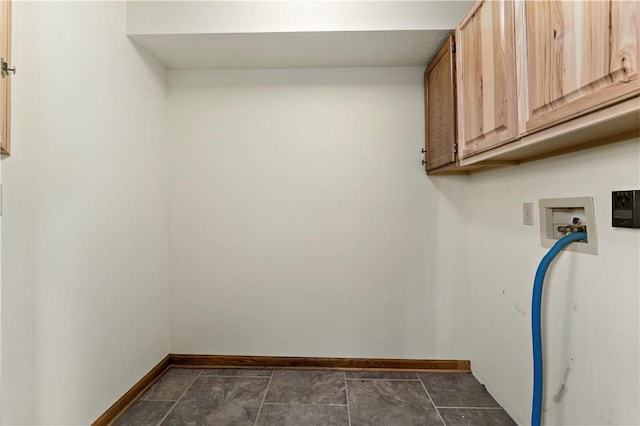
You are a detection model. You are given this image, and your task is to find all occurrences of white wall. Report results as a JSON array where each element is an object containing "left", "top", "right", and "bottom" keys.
[
  {"left": 2, "top": 2, "right": 170, "bottom": 424},
  {"left": 467, "top": 139, "right": 640, "bottom": 425},
  {"left": 168, "top": 68, "right": 470, "bottom": 359},
  {"left": 3, "top": 3, "right": 637, "bottom": 425},
  {"left": 0, "top": 147, "right": 2, "bottom": 424}
]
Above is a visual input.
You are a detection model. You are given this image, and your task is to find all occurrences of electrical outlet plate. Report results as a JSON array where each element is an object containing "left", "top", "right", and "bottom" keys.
[
  {"left": 539, "top": 197, "right": 598, "bottom": 255},
  {"left": 523, "top": 202, "right": 534, "bottom": 225}
]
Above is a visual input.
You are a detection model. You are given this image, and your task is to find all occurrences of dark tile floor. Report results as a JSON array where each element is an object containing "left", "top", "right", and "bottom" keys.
[{"left": 114, "top": 368, "right": 516, "bottom": 426}]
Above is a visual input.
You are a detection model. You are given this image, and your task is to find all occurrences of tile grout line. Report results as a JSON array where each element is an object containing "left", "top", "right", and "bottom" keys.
[
  {"left": 418, "top": 377, "right": 447, "bottom": 426},
  {"left": 155, "top": 370, "right": 202, "bottom": 426},
  {"left": 344, "top": 372, "right": 352, "bottom": 426},
  {"left": 261, "top": 402, "right": 348, "bottom": 406},
  {"left": 436, "top": 406, "right": 504, "bottom": 410},
  {"left": 201, "top": 375, "right": 272, "bottom": 378},
  {"left": 345, "top": 378, "right": 421, "bottom": 382},
  {"left": 253, "top": 370, "right": 274, "bottom": 426}
]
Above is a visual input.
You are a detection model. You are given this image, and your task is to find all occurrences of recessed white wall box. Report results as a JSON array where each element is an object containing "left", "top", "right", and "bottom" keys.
[{"left": 539, "top": 197, "right": 598, "bottom": 255}]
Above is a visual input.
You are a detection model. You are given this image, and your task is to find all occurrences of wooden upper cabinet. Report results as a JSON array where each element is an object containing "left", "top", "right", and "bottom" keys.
[
  {"left": 0, "top": 0, "right": 11, "bottom": 155},
  {"left": 524, "top": 1, "right": 639, "bottom": 133},
  {"left": 424, "top": 35, "right": 456, "bottom": 171},
  {"left": 456, "top": 0, "right": 519, "bottom": 159},
  {"left": 427, "top": 0, "right": 639, "bottom": 173}
]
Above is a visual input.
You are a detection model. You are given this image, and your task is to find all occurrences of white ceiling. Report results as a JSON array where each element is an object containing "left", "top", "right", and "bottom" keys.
[{"left": 129, "top": 30, "right": 452, "bottom": 70}]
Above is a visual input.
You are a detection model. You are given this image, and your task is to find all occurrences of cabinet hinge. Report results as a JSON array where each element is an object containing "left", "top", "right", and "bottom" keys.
[
  {"left": 1, "top": 58, "right": 16, "bottom": 78},
  {"left": 453, "top": 143, "right": 458, "bottom": 154},
  {"left": 451, "top": 42, "right": 456, "bottom": 54}
]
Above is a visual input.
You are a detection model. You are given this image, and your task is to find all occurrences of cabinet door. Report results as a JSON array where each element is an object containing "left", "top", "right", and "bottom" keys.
[
  {"left": 0, "top": 0, "right": 11, "bottom": 155},
  {"left": 425, "top": 35, "right": 456, "bottom": 171},
  {"left": 525, "top": 1, "right": 639, "bottom": 133},
  {"left": 456, "top": 0, "right": 519, "bottom": 158}
]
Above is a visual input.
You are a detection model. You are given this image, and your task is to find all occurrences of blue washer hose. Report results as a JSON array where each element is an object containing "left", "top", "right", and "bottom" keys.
[{"left": 531, "top": 231, "right": 587, "bottom": 426}]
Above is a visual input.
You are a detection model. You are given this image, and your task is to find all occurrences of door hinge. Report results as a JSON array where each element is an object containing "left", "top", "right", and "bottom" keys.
[
  {"left": 453, "top": 143, "right": 458, "bottom": 154},
  {"left": 1, "top": 58, "right": 16, "bottom": 78},
  {"left": 452, "top": 42, "right": 456, "bottom": 54}
]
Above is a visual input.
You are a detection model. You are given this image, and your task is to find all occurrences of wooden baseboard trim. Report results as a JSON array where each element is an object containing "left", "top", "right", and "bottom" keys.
[
  {"left": 93, "top": 354, "right": 470, "bottom": 424},
  {"left": 92, "top": 354, "right": 171, "bottom": 426},
  {"left": 169, "top": 354, "right": 471, "bottom": 372}
]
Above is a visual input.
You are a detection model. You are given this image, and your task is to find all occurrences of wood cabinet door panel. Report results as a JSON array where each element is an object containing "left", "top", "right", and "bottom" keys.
[
  {"left": 457, "top": 0, "right": 519, "bottom": 158},
  {"left": 425, "top": 35, "right": 456, "bottom": 171},
  {"left": 611, "top": 1, "right": 639, "bottom": 83},
  {"left": 0, "top": 0, "right": 10, "bottom": 155},
  {"left": 525, "top": 0, "right": 639, "bottom": 133}
]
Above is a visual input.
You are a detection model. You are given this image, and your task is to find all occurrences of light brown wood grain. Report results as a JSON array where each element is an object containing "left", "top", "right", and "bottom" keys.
[
  {"left": 515, "top": 0, "right": 529, "bottom": 136},
  {"left": 436, "top": 0, "right": 638, "bottom": 171},
  {"left": 459, "top": 95, "right": 639, "bottom": 166},
  {"left": 524, "top": 0, "right": 639, "bottom": 133},
  {"left": 456, "top": 0, "right": 519, "bottom": 159},
  {"left": 467, "top": 8, "right": 483, "bottom": 143},
  {"left": 611, "top": 1, "right": 639, "bottom": 83},
  {"left": 0, "top": 0, "right": 11, "bottom": 155},
  {"left": 425, "top": 35, "right": 457, "bottom": 171}
]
